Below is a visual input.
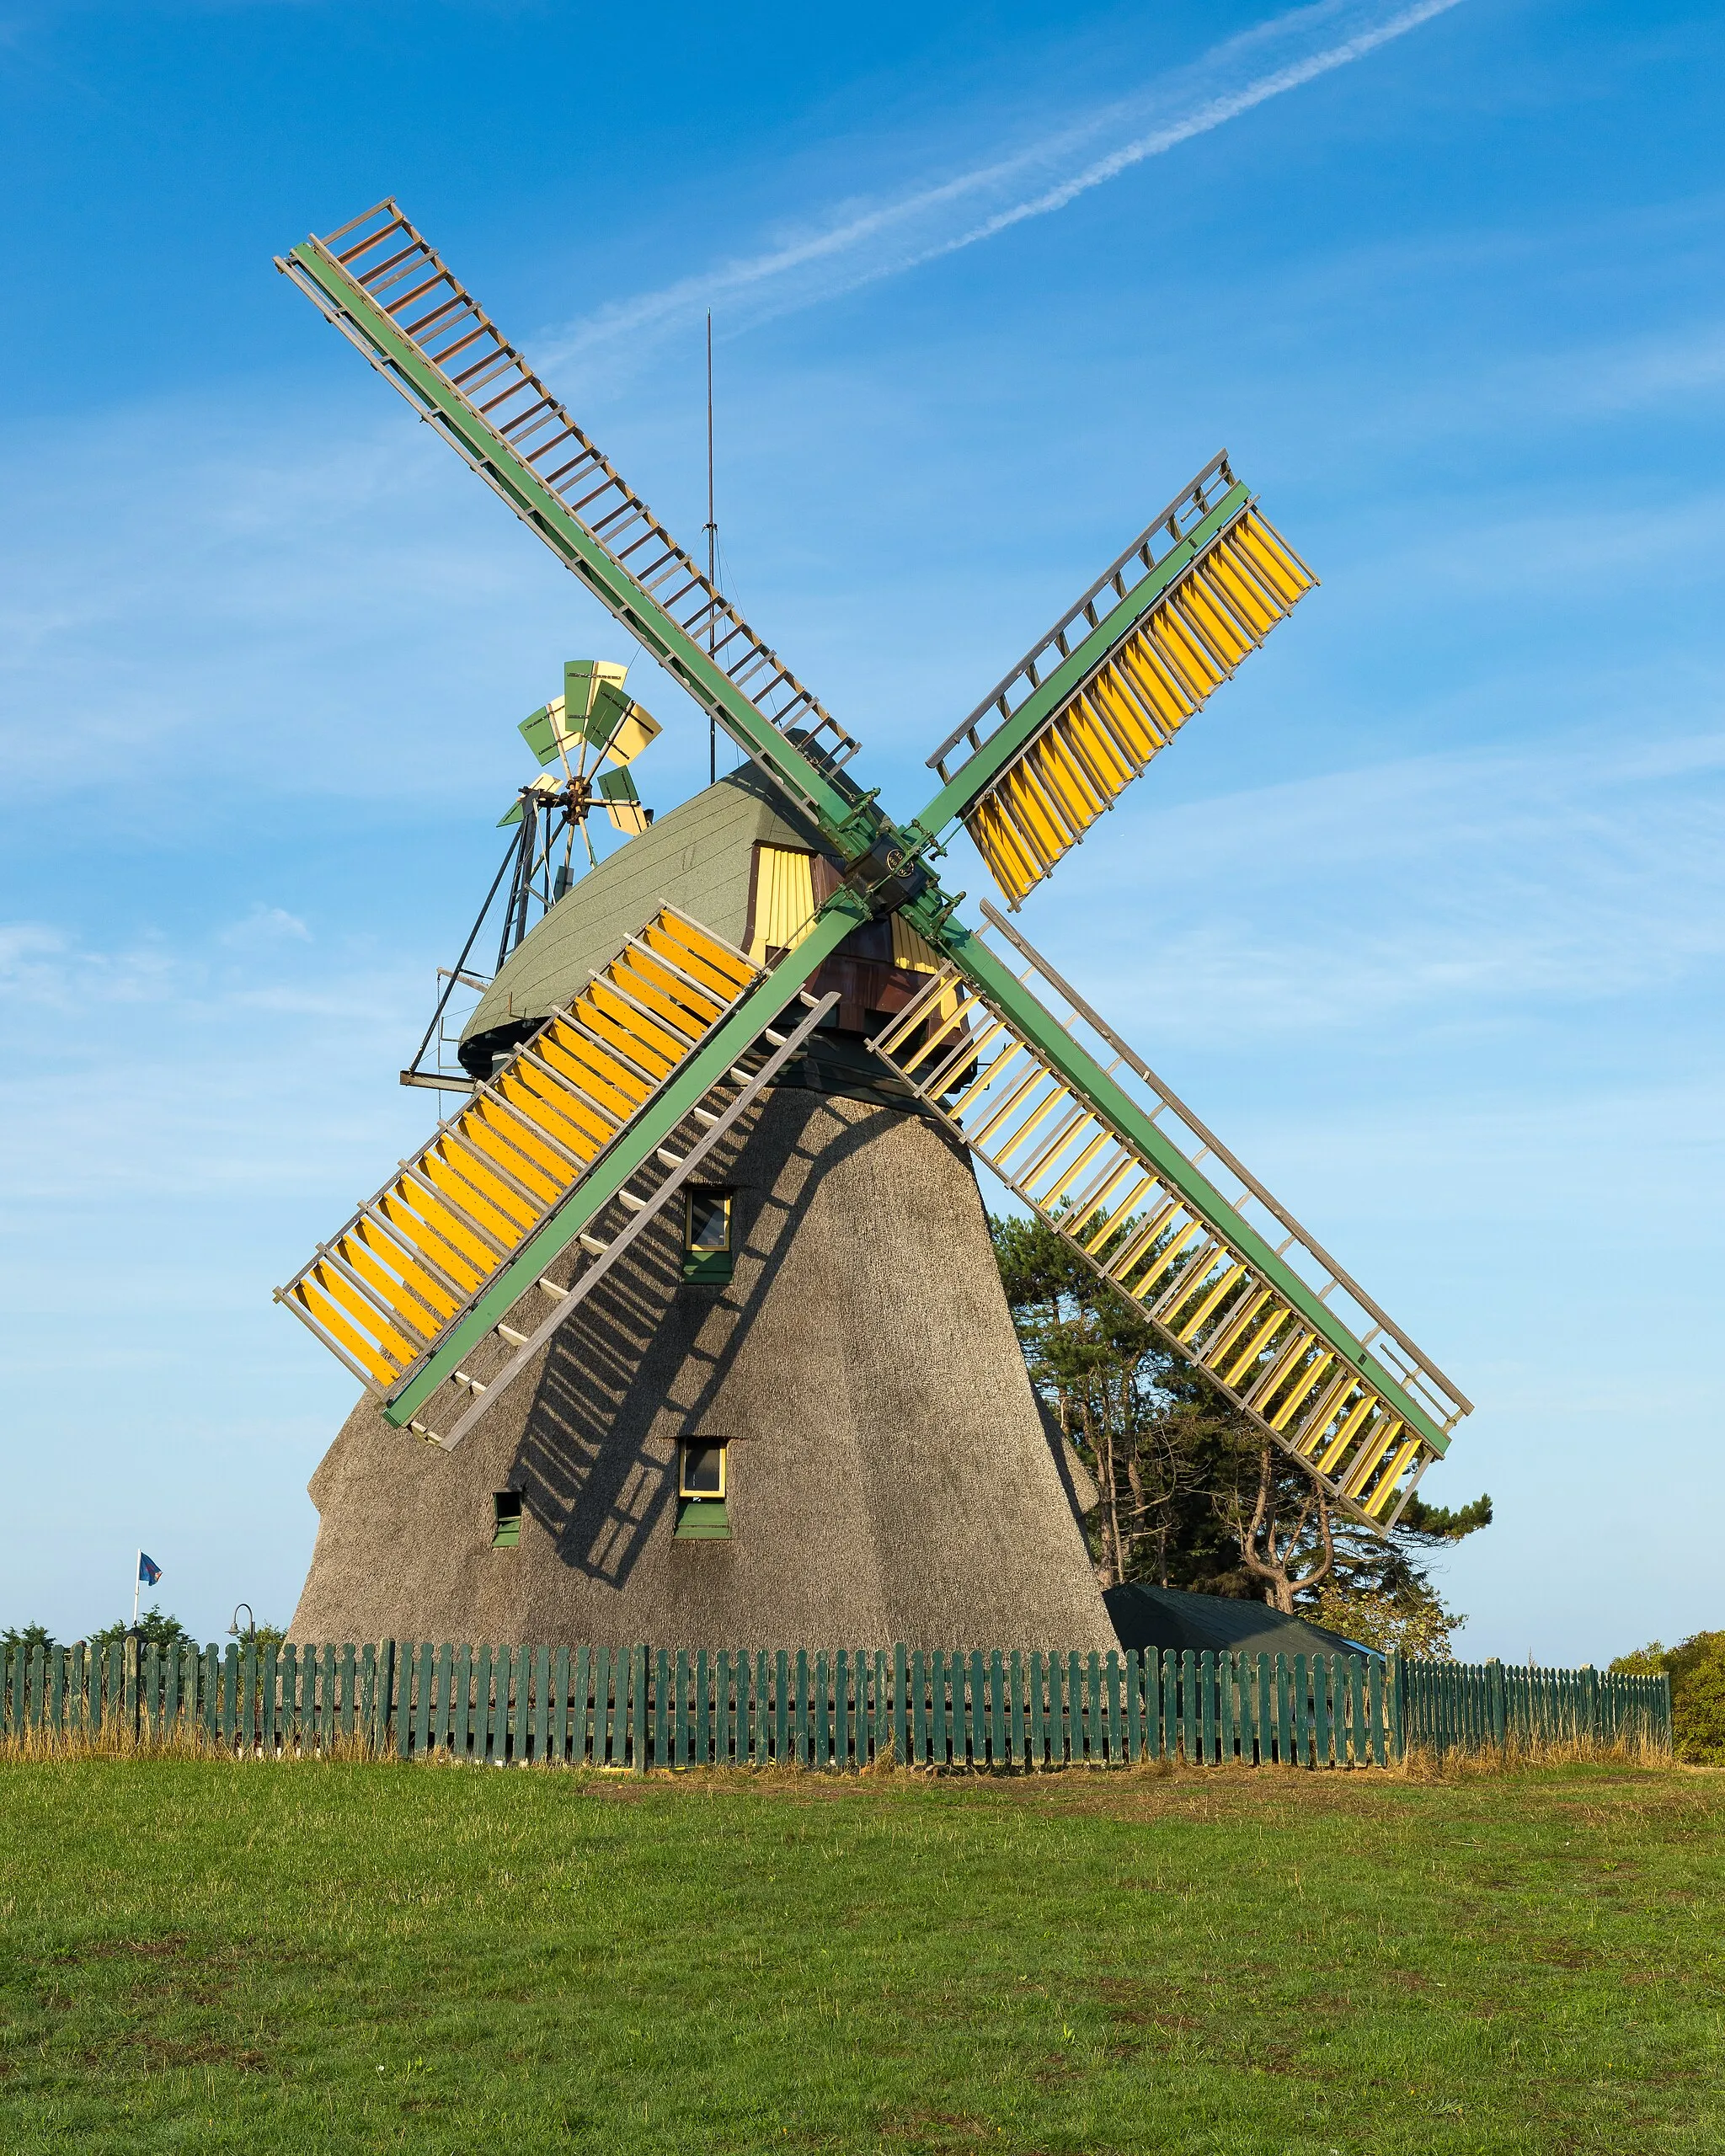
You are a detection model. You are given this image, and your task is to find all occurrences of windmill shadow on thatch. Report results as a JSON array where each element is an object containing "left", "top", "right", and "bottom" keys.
[{"left": 508, "top": 1087, "right": 939, "bottom": 1588}]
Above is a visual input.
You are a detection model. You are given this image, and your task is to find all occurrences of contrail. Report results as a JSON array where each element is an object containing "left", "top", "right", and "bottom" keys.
[{"left": 542, "top": 0, "right": 1467, "bottom": 368}]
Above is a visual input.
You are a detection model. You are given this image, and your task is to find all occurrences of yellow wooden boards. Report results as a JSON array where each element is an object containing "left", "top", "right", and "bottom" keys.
[
  {"left": 745, "top": 846, "right": 822, "bottom": 963},
  {"left": 870, "top": 963, "right": 1434, "bottom": 1524},
  {"left": 966, "top": 511, "right": 1315, "bottom": 905},
  {"left": 745, "top": 846, "right": 946, "bottom": 977},
  {"left": 279, "top": 907, "right": 756, "bottom": 1395}
]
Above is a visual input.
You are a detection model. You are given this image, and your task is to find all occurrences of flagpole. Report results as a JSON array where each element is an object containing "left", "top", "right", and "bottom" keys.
[{"left": 132, "top": 1553, "right": 142, "bottom": 1630}]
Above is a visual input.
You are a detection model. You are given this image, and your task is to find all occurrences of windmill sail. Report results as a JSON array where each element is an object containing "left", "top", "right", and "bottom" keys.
[
  {"left": 276, "top": 202, "right": 866, "bottom": 837},
  {"left": 870, "top": 905, "right": 1468, "bottom": 1527},
  {"left": 917, "top": 453, "right": 1315, "bottom": 906},
  {"left": 277, "top": 894, "right": 871, "bottom": 1438},
  {"left": 276, "top": 203, "right": 1471, "bottom": 1528}
]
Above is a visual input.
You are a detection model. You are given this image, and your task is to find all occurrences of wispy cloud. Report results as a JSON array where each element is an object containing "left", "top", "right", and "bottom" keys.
[
  {"left": 541, "top": 0, "right": 1468, "bottom": 368},
  {"left": 1046, "top": 727, "right": 1725, "bottom": 1051}
]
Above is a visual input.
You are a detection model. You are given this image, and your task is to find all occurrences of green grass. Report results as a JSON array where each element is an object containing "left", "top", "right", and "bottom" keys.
[{"left": 0, "top": 1757, "right": 1719, "bottom": 2154}]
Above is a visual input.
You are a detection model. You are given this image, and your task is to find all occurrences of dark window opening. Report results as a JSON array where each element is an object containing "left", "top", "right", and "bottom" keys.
[
  {"left": 678, "top": 1440, "right": 727, "bottom": 1499},
  {"left": 682, "top": 1188, "right": 734, "bottom": 1283},
  {"left": 675, "top": 1440, "right": 731, "bottom": 1540},
  {"left": 492, "top": 1490, "right": 523, "bottom": 1549}
]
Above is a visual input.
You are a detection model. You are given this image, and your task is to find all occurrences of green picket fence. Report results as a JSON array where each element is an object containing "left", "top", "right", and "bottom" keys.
[
  {"left": 1396, "top": 1656, "right": 1670, "bottom": 1759},
  {"left": 0, "top": 1641, "right": 1669, "bottom": 1769}
]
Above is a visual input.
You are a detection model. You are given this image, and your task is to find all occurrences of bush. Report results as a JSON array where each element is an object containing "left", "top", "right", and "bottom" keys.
[
  {"left": 86, "top": 1607, "right": 195, "bottom": 1654},
  {"left": 1310, "top": 1580, "right": 1460, "bottom": 1658},
  {"left": 1610, "top": 1630, "right": 1725, "bottom": 1764}
]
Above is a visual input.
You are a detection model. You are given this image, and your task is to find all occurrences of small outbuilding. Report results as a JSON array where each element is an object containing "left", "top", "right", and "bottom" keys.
[{"left": 1103, "top": 1582, "right": 1378, "bottom": 1661}]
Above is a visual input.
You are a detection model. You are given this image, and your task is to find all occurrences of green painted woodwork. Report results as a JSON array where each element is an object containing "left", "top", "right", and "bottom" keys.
[
  {"left": 7, "top": 1630, "right": 1668, "bottom": 1774},
  {"left": 910, "top": 481, "right": 1251, "bottom": 840},
  {"left": 927, "top": 916, "right": 1452, "bottom": 1460},
  {"left": 673, "top": 1498, "right": 730, "bottom": 1540},
  {"left": 382, "top": 889, "right": 866, "bottom": 1425}
]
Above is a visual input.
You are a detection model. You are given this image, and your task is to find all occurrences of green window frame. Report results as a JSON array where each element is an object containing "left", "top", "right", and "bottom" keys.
[
  {"left": 674, "top": 1440, "right": 731, "bottom": 1540},
  {"left": 682, "top": 1187, "right": 734, "bottom": 1284}
]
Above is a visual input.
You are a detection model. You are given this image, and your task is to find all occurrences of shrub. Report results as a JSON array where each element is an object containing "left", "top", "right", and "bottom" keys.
[
  {"left": 1310, "top": 1581, "right": 1460, "bottom": 1658},
  {"left": 1610, "top": 1630, "right": 1725, "bottom": 1764}
]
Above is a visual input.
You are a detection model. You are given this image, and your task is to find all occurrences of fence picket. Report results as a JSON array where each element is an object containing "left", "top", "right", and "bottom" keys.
[{"left": 1, "top": 1636, "right": 1673, "bottom": 1773}]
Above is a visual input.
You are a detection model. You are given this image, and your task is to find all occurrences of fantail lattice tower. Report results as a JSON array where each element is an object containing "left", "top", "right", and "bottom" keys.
[{"left": 274, "top": 202, "right": 1472, "bottom": 1650}]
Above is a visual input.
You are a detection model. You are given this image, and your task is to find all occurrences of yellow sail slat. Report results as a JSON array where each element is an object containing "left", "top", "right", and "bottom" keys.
[
  {"left": 579, "top": 981, "right": 683, "bottom": 1073},
  {"left": 616, "top": 942, "right": 727, "bottom": 1029},
  {"left": 649, "top": 913, "right": 755, "bottom": 995},
  {"left": 1291, "top": 1369, "right": 1358, "bottom": 1458},
  {"left": 1364, "top": 1437, "right": 1425, "bottom": 1518},
  {"left": 336, "top": 1232, "right": 443, "bottom": 1338},
  {"left": 433, "top": 1129, "right": 542, "bottom": 1225},
  {"left": 1340, "top": 1417, "right": 1403, "bottom": 1502},
  {"left": 1202, "top": 1283, "right": 1271, "bottom": 1370},
  {"left": 1026, "top": 741, "right": 1098, "bottom": 838},
  {"left": 350, "top": 1216, "right": 462, "bottom": 1325},
  {"left": 293, "top": 1278, "right": 403, "bottom": 1385},
  {"left": 1078, "top": 1175, "right": 1162, "bottom": 1260},
  {"left": 379, "top": 1182, "right": 492, "bottom": 1286},
  {"left": 419, "top": 1147, "right": 526, "bottom": 1245},
  {"left": 1062, "top": 697, "right": 1136, "bottom": 797},
  {"left": 1114, "top": 638, "right": 1196, "bottom": 734},
  {"left": 1245, "top": 1326, "right": 1318, "bottom": 1412},
  {"left": 1036, "top": 1127, "right": 1115, "bottom": 1211},
  {"left": 1212, "top": 1301, "right": 1290, "bottom": 1388},
  {"left": 1268, "top": 1351, "right": 1336, "bottom": 1433},
  {"left": 457, "top": 1105, "right": 563, "bottom": 1205},
  {"left": 1174, "top": 575, "right": 1255, "bottom": 668},
  {"left": 1099, "top": 1194, "right": 1183, "bottom": 1278},
  {"left": 539, "top": 1023, "right": 652, "bottom": 1113},
  {"left": 1203, "top": 539, "right": 1283, "bottom": 638},
  {"left": 489, "top": 1066, "right": 607, "bottom": 1164},
  {"left": 1316, "top": 1390, "right": 1379, "bottom": 1476},
  {"left": 1088, "top": 666, "right": 1167, "bottom": 764},
  {"left": 1172, "top": 1261, "right": 1247, "bottom": 1346},
  {"left": 602, "top": 957, "right": 710, "bottom": 1047},
  {"left": 303, "top": 1262, "right": 415, "bottom": 1369},
  {"left": 992, "top": 763, "right": 1069, "bottom": 867},
  {"left": 534, "top": 1031, "right": 642, "bottom": 1128},
  {"left": 1232, "top": 512, "right": 1315, "bottom": 606},
  {"left": 1128, "top": 1219, "right": 1206, "bottom": 1303}
]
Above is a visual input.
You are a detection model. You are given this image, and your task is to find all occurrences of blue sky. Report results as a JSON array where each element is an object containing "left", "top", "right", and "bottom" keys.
[{"left": 2, "top": 0, "right": 1720, "bottom": 1657}]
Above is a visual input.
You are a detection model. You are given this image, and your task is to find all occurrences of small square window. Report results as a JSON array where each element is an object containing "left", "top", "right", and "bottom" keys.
[
  {"left": 682, "top": 1188, "right": 734, "bottom": 1283},
  {"left": 491, "top": 1491, "right": 523, "bottom": 1549},
  {"left": 674, "top": 1440, "right": 731, "bottom": 1540},
  {"left": 678, "top": 1440, "right": 727, "bottom": 1499}
]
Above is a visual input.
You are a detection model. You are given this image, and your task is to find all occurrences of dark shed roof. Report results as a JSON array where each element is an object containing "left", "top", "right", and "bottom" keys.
[{"left": 1103, "top": 1582, "right": 1380, "bottom": 1660}]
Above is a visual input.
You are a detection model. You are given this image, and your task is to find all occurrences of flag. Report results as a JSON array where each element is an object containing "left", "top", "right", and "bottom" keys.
[{"left": 138, "top": 1553, "right": 162, "bottom": 1586}]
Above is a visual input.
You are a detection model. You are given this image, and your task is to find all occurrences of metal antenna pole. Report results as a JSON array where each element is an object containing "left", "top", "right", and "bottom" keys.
[{"left": 703, "top": 310, "right": 717, "bottom": 787}]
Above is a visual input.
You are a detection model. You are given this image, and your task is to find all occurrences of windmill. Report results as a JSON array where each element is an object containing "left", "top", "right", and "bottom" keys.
[
  {"left": 399, "top": 661, "right": 661, "bottom": 1092},
  {"left": 274, "top": 201, "right": 1471, "bottom": 1651}
]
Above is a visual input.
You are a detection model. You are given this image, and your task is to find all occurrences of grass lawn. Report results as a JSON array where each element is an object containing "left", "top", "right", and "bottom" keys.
[{"left": 0, "top": 1756, "right": 1718, "bottom": 2154}]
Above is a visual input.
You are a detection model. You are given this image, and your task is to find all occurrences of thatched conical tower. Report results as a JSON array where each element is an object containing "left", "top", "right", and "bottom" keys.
[{"left": 290, "top": 771, "right": 1114, "bottom": 1651}]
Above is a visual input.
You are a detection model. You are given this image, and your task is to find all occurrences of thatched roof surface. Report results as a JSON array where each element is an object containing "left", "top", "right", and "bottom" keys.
[{"left": 291, "top": 1089, "right": 1116, "bottom": 1653}]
